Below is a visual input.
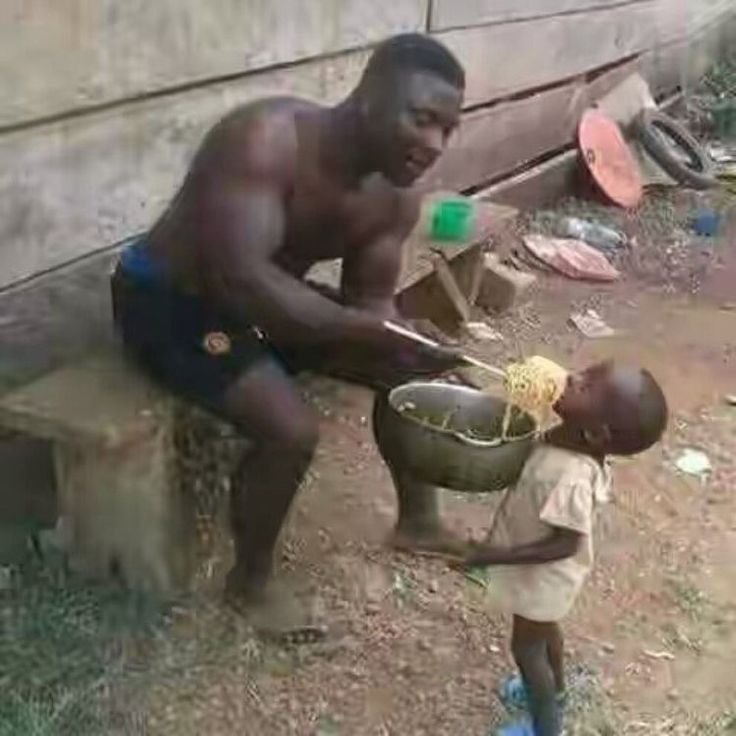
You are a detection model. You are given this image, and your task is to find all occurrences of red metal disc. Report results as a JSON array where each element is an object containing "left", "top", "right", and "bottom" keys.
[{"left": 578, "top": 108, "right": 643, "bottom": 208}]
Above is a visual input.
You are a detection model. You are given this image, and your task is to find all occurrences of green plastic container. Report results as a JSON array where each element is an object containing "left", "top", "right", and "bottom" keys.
[{"left": 429, "top": 198, "right": 476, "bottom": 242}]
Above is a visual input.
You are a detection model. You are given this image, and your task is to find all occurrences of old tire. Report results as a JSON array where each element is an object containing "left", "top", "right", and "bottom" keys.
[{"left": 633, "top": 110, "right": 715, "bottom": 190}]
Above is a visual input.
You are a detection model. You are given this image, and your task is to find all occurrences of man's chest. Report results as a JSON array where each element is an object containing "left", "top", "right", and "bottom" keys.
[{"left": 283, "top": 175, "right": 399, "bottom": 262}]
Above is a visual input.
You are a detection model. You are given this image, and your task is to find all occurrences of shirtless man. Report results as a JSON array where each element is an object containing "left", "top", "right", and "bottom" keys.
[{"left": 111, "top": 34, "right": 466, "bottom": 626}]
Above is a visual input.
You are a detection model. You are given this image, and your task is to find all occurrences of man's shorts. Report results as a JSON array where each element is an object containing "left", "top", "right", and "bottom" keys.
[{"left": 111, "top": 239, "right": 281, "bottom": 415}]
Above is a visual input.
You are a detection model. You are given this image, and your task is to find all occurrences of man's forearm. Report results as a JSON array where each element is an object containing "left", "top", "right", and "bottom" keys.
[{"left": 215, "top": 263, "right": 380, "bottom": 346}]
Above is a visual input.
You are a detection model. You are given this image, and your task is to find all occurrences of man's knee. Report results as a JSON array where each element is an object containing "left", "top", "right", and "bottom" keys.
[{"left": 271, "top": 412, "right": 319, "bottom": 462}]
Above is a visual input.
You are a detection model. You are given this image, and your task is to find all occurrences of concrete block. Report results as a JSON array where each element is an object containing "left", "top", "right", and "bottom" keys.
[{"left": 476, "top": 253, "right": 536, "bottom": 314}]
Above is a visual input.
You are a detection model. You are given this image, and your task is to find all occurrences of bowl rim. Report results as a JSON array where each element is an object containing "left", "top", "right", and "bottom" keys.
[{"left": 388, "top": 380, "right": 538, "bottom": 447}]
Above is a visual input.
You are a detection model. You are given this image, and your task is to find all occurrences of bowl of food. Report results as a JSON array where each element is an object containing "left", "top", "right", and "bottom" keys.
[{"left": 381, "top": 381, "right": 537, "bottom": 493}]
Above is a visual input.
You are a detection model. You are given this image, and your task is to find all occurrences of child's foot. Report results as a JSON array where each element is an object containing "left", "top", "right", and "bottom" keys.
[{"left": 499, "top": 673, "right": 567, "bottom": 713}]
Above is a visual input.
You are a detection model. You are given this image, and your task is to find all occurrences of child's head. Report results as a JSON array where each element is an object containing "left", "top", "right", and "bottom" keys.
[{"left": 554, "top": 361, "right": 668, "bottom": 456}]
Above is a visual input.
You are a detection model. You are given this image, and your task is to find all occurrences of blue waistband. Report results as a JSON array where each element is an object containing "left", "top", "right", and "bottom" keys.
[{"left": 119, "top": 239, "right": 167, "bottom": 286}]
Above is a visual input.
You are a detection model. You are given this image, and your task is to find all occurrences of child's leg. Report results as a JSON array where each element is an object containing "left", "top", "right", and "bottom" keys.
[
  {"left": 511, "top": 615, "right": 563, "bottom": 736},
  {"left": 546, "top": 622, "right": 565, "bottom": 695}
]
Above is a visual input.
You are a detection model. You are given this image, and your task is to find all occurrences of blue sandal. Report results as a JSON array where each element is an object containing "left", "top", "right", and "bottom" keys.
[
  {"left": 494, "top": 717, "right": 536, "bottom": 736},
  {"left": 499, "top": 674, "right": 567, "bottom": 713}
]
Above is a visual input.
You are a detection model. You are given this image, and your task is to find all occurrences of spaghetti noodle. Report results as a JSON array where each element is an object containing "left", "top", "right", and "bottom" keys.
[{"left": 500, "top": 355, "right": 568, "bottom": 438}]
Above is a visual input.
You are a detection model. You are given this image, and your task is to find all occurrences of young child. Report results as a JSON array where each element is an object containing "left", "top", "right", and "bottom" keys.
[{"left": 457, "top": 361, "right": 668, "bottom": 736}]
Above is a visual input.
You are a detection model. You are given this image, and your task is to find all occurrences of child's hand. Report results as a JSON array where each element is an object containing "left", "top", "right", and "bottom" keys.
[{"left": 447, "top": 542, "right": 496, "bottom": 570}]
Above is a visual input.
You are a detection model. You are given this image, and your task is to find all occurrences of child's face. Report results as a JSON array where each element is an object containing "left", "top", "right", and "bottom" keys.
[{"left": 554, "top": 362, "right": 613, "bottom": 426}]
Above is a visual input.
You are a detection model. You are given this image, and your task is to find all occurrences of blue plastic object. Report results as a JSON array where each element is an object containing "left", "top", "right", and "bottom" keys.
[
  {"left": 500, "top": 674, "right": 530, "bottom": 712},
  {"left": 692, "top": 210, "right": 722, "bottom": 237}
]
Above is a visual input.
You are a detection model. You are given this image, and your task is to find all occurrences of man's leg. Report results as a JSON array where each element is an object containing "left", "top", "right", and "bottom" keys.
[
  {"left": 511, "top": 615, "right": 564, "bottom": 736},
  {"left": 371, "top": 391, "right": 467, "bottom": 554},
  {"left": 276, "top": 288, "right": 465, "bottom": 555},
  {"left": 219, "top": 359, "right": 318, "bottom": 602}
]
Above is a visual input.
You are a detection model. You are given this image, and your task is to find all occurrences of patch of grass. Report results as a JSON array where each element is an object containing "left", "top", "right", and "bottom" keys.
[
  {"left": 0, "top": 560, "right": 157, "bottom": 735},
  {"left": 391, "top": 570, "right": 415, "bottom": 608},
  {"left": 702, "top": 59, "right": 736, "bottom": 99},
  {"left": 628, "top": 709, "right": 736, "bottom": 735},
  {"left": 667, "top": 579, "right": 708, "bottom": 620},
  {"left": 660, "top": 622, "right": 704, "bottom": 655},
  {"left": 564, "top": 667, "right": 621, "bottom": 736}
]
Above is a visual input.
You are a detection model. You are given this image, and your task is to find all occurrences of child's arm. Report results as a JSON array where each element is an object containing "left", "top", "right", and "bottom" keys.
[{"left": 460, "top": 526, "right": 581, "bottom": 568}]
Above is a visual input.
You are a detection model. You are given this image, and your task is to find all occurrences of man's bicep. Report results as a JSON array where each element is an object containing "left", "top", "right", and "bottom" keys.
[{"left": 340, "top": 194, "right": 418, "bottom": 311}]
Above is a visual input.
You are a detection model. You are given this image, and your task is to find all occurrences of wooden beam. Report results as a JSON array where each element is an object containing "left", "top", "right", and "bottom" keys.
[
  {"left": 422, "top": 60, "right": 637, "bottom": 192},
  {"left": 437, "top": 0, "right": 734, "bottom": 107},
  {"left": 472, "top": 149, "right": 581, "bottom": 210}
]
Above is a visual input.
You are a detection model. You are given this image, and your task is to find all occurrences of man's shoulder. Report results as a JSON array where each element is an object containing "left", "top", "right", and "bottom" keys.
[{"left": 195, "top": 97, "right": 322, "bottom": 181}]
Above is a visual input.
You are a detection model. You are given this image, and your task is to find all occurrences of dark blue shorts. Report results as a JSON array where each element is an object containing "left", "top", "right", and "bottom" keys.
[{"left": 111, "top": 240, "right": 279, "bottom": 414}]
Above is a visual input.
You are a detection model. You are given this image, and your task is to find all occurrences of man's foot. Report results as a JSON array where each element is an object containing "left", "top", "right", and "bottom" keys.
[
  {"left": 389, "top": 524, "right": 470, "bottom": 559},
  {"left": 224, "top": 572, "right": 326, "bottom": 645}
]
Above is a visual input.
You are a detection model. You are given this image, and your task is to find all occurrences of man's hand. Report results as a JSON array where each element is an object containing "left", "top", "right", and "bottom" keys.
[
  {"left": 398, "top": 341, "right": 466, "bottom": 376},
  {"left": 356, "top": 318, "right": 465, "bottom": 377}
]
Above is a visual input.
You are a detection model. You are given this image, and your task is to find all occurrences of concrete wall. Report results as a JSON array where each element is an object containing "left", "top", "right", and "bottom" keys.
[{"left": 0, "top": 0, "right": 734, "bottom": 386}]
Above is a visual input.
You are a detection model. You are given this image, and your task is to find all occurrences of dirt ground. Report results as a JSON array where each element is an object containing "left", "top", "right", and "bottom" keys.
[{"left": 2, "top": 188, "right": 735, "bottom": 736}]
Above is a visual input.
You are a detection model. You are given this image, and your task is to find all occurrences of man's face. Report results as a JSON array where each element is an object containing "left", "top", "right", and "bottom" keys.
[{"left": 368, "top": 70, "right": 463, "bottom": 187}]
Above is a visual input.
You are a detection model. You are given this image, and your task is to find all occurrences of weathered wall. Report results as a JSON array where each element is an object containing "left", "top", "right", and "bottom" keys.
[
  {"left": 0, "top": 0, "right": 426, "bottom": 128},
  {"left": 0, "top": 0, "right": 734, "bottom": 386}
]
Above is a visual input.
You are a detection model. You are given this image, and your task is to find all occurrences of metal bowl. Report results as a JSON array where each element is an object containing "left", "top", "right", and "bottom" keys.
[{"left": 382, "top": 381, "right": 536, "bottom": 493}]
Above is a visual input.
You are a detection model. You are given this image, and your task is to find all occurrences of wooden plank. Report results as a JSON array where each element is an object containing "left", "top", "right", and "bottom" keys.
[
  {"left": 472, "top": 150, "right": 581, "bottom": 210},
  {"left": 0, "top": 50, "right": 368, "bottom": 290},
  {"left": 432, "top": 254, "right": 471, "bottom": 322},
  {"left": 0, "top": 0, "right": 426, "bottom": 128},
  {"left": 469, "top": 82, "right": 689, "bottom": 210},
  {"left": 422, "top": 61, "right": 637, "bottom": 192},
  {"left": 400, "top": 198, "right": 518, "bottom": 289},
  {"left": 437, "top": 0, "right": 734, "bottom": 107},
  {"left": 430, "top": 0, "right": 647, "bottom": 32}
]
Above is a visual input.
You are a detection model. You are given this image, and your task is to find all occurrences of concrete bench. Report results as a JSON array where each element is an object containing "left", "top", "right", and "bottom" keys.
[
  {"left": 0, "top": 352, "right": 248, "bottom": 595},
  {"left": 0, "top": 198, "right": 521, "bottom": 595}
]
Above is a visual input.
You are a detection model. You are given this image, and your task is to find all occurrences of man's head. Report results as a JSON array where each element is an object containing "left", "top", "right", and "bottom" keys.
[
  {"left": 554, "top": 362, "right": 668, "bottom": 456},
  {"left": 356, "top": 34, "right": 465, "bottom": 187}
]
